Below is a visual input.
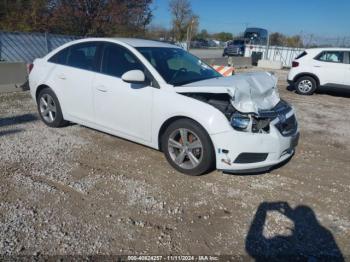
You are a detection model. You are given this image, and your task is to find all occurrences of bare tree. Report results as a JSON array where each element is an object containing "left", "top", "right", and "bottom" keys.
[{"left": 169, "top": 0, "right": 196, "bottom": 41}]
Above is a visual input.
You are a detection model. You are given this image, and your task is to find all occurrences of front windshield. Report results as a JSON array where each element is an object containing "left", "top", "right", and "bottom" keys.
[{"left": 136, "top": 47, "right": 222, "bottom": 86}]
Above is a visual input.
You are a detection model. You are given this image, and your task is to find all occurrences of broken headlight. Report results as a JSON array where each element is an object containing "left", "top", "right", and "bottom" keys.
[
  {"left": 230, "top": 112, "right": 251, "bottom": 131},
  {"left": 230, "top": 112, "right": 270, "bottom": 133}
]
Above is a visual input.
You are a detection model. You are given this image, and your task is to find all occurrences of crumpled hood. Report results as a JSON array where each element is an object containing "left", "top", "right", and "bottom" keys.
[{"left": 174, "top": 72, "right": 280, "bottom": 113}]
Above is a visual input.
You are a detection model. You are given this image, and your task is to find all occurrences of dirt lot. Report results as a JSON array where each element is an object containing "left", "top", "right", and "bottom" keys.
[{"left": 0, "top": 69, "right": 349, "bottom": 259}]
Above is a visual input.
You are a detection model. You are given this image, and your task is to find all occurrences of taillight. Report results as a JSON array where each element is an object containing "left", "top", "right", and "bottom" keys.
[
  {"left": 27, "top": 63, "right": 34, "bottom": 74},
  {"left": 292, "top": 61, "right": 299, "bottom": 67}
]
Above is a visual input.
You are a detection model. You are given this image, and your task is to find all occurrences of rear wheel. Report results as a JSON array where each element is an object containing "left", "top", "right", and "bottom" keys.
[
  {"left": 37, "top": 88, "right": 68, "bottom": 127},
  {"left": 161, "top": 119, "right": 215, "bottom": 176},
  {"left": 295, "top": 76, "right": 317, "bottom": 95}
]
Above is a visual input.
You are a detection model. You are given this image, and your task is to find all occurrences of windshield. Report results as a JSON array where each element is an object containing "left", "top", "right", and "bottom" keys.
[{"left": 136, "top": 47, "right": 222, "bottom": 86}]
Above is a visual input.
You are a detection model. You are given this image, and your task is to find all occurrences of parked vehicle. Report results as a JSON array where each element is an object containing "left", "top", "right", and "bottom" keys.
[
  {"left": 29, "top": 38, "right": 299, "bottom": 176},
  {"left": 223, "top": 39, "right": 245, "bottom": 57},
  {"left": 244, "top": 28, "right": 268, "bottom": 45},
  {"left": 288, "top": 48, "right": 350, "bottom": 95}
]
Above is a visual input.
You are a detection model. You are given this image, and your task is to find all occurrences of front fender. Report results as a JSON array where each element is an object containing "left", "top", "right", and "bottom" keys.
[{"left": 151, "top": 89, "right": 232, "bottom": 149}]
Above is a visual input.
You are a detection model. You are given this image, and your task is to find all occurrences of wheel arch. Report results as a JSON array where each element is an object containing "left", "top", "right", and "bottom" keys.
[
  {"left": 35, "top": 84, "right": 51, "bottom": 102},
  {"left": 157, "top": 116, "right": 214, "bottom": 152},
  {"left": 294, "top": 72, "right": 320, "bottom": 87}
]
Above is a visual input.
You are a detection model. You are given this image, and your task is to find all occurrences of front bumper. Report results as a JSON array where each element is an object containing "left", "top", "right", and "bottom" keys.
[{"left": 211, "top": 124, "right": 299, "bottom": 173}]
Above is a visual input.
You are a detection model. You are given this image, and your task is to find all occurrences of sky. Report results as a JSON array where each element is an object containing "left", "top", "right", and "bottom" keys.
[{"left": 151, "top": 0, "right": 350, "bottom": 37}]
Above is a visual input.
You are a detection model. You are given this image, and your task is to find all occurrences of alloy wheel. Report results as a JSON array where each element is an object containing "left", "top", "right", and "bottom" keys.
[
  {"left": 39, "top": 94, "right": 57, "bottom": 123},
  {"left": 298, "top": 79, "right": 313, "bottom": 93},
  {"left": 168, "top": 128, "right": 203, "bottom": 169}
]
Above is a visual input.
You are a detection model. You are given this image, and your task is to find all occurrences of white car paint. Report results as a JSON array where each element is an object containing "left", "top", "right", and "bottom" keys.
[
  {"left": 29, "top": 38, "right": 298, "bottom": 173},
  {"left": 175, "top": 71, "right": 280, "bottom": 114},
  {"left": 288, "top": 47, "right": 350, "bottom": 88}
]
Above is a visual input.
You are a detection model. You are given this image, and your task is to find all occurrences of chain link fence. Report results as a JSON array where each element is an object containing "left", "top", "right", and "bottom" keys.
[{"left": 0, "top": 31, "right": 81, "bottom": 63}]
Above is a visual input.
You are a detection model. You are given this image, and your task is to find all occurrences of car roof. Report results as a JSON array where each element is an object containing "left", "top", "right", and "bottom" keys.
[
  {"left": 70, "top": 37, "right": 180, "bottom": 49},
  {"left": 305, "top": 47, "right": 350, "bottom": 53}
]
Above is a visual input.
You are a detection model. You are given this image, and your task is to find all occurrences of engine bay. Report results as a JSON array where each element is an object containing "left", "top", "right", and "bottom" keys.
[{"left": 182, "top": 92, "right": 273, "bottom": 133}]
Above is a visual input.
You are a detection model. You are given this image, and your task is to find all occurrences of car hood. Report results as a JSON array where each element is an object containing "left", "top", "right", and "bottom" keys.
[{"left": 174, "top": 72, "right": 280, "bottom": 113}]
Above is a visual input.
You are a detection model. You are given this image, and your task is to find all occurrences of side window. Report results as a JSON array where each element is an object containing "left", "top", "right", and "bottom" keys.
[
  {"left": 316, "top": 51, "right": 344, "bottom": 63},
  {"left": 66, "top": 43, "right": 99, "bottom": 71},
  {"left": 101, "top": 44, "right": 144, "bottom": 78},
  {"left": 347, "top": 52, "right": 350, "bottom": 64},
  {"left": 48, "top": 48, "right": 69, "bottom": 65}
]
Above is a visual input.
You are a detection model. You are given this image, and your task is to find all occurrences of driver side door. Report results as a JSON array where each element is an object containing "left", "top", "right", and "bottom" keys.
[{"left": 93, "top": 43, "right": 153, "bottom": 142}]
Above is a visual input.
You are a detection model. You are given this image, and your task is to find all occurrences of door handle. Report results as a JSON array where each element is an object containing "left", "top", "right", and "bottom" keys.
[
  {"left": 96, "top": 85, "right": 108, "bottom": 92},
  {"left": 57, "top": 74, "right": 66, "bottom": 80},
  {"left": 314, "top": 65, "right": 321, "bottom": 68}
]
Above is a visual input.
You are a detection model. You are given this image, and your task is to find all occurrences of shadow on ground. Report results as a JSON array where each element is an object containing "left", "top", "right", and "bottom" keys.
[
  {"left": 245, "top": 201, "right": 344, "bottom": 261},
  {"left": 287, "top": 85, "right": 350, "bottom": 98},
  {"left": 0, "top": 113, "right": 38, "bottom": 128}
]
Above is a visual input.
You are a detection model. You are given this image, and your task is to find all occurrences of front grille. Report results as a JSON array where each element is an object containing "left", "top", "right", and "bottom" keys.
[
  {"left": 234, "top": 153, "right": 268, "bottom": 164},
  {"left": 258, "top": 100, "right": 298, "bottom": 136},
  {"left": 275, "top": 114, "right": 298, "bottom": 136},
  {"left": 227, "top": 46, "right": 240, "bottom": 53},
  {"left": 258, "top": 100, "right": 291, "bottom": 118}
]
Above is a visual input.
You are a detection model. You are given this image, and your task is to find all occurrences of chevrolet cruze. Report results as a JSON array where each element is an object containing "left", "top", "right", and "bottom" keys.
[{"left": 29, "top": 38, "right": 299, "bottom": 176}]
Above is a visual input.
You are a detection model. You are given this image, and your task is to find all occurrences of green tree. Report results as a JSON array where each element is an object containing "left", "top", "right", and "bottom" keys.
[
  {"left": 194, "top": 29, "right": 210, "bottom": 40},
  {"left": 212, "top": 32, "right": 233, "bottom": 42}
]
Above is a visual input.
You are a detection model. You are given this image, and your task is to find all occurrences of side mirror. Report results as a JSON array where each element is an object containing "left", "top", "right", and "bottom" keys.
[{"left": 121, "top": 70, "right": 146, "bottom": 84}]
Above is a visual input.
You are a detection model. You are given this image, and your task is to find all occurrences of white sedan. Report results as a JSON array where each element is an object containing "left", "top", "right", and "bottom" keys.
[{"left": 29, "top": 38, "right": 299, "bottom": 176}]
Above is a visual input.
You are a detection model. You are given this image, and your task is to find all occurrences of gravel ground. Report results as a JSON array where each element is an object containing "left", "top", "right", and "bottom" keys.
[{"left": 0, "top": 69, "right": 349, "bottom": 259}]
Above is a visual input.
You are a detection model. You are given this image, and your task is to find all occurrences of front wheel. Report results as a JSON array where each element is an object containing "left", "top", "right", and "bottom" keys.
[{"left": 161, "top": 119, "right": 215, "bottom": 176}]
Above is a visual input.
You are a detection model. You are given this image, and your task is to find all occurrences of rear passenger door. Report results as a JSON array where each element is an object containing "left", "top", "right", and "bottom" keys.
[
  {"left": 50, "top": 42, "right": 101, "bottom": 123},
  {"left": 313, "top": 51, "right": 347, "bottom": 86}
]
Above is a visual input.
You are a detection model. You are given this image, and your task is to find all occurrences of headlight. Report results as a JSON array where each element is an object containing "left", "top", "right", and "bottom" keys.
[
  {"left": 230, "top": 113, "right": 251, "bottom": 131},
  {"left": 231, "top": 112, "right": 271, "bottom": 133}
]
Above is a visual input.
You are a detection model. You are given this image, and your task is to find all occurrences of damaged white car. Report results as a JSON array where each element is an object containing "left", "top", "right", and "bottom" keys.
[{"left": 29, "top": 38, "right": 299, "bottom": 176}]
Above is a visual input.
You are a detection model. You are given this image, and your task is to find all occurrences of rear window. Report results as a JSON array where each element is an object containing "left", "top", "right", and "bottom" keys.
[
  {"left": 48, "top": 48, "right": 69, "bottom": 65},
  {"left": 295, "top": 51, "right": 307, "bottom": 60},
  {"left": 66, "top": 42, "right": 100, "bottom": 71}
]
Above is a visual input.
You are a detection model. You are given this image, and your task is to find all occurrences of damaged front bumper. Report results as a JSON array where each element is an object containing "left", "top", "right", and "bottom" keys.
[{"left": 212, "top": 110, "right": 299, "bottom": 173}]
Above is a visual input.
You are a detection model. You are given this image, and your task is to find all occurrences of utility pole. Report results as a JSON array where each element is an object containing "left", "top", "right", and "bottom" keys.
[
  {"left": 265, "top": 31, "right": 270, "bottom": 59},
  {"left": 186, "top": 18, "right": 195, "bottom": 51}
]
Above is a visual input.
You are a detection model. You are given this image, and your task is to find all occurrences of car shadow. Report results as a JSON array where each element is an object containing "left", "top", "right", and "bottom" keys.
[
  {"left": 286, "top": 85, "right": 350, "bottom": 98},
  {"left": 245, "top": 201, "right": 344, "bottom": 261},
  {"left": 0, "top": 113, "right": 38, "bottom": 128}
]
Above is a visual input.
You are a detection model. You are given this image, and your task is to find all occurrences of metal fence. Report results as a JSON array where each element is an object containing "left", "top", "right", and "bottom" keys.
[
  {"left": 244, "top": 45, "right": 305, "bottom": 67},
  {"left": 0, "top": 31, "right": 81, "bottom": 63}
]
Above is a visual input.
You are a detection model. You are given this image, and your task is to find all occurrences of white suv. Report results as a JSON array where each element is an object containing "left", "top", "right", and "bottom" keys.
[{"left": 288, "top": 48, "right": 350, "bottom": 95}]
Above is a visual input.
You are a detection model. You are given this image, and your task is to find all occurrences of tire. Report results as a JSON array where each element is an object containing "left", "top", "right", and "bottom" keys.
[
  {"left": 295, "top": 76, "right": 317, "bottom": 95},
  {"left": 37, "top": 88, "right": 68, "bottom": 128},
  {"left": 161, "top": 119, "right": 215, "bottom": 176}
]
